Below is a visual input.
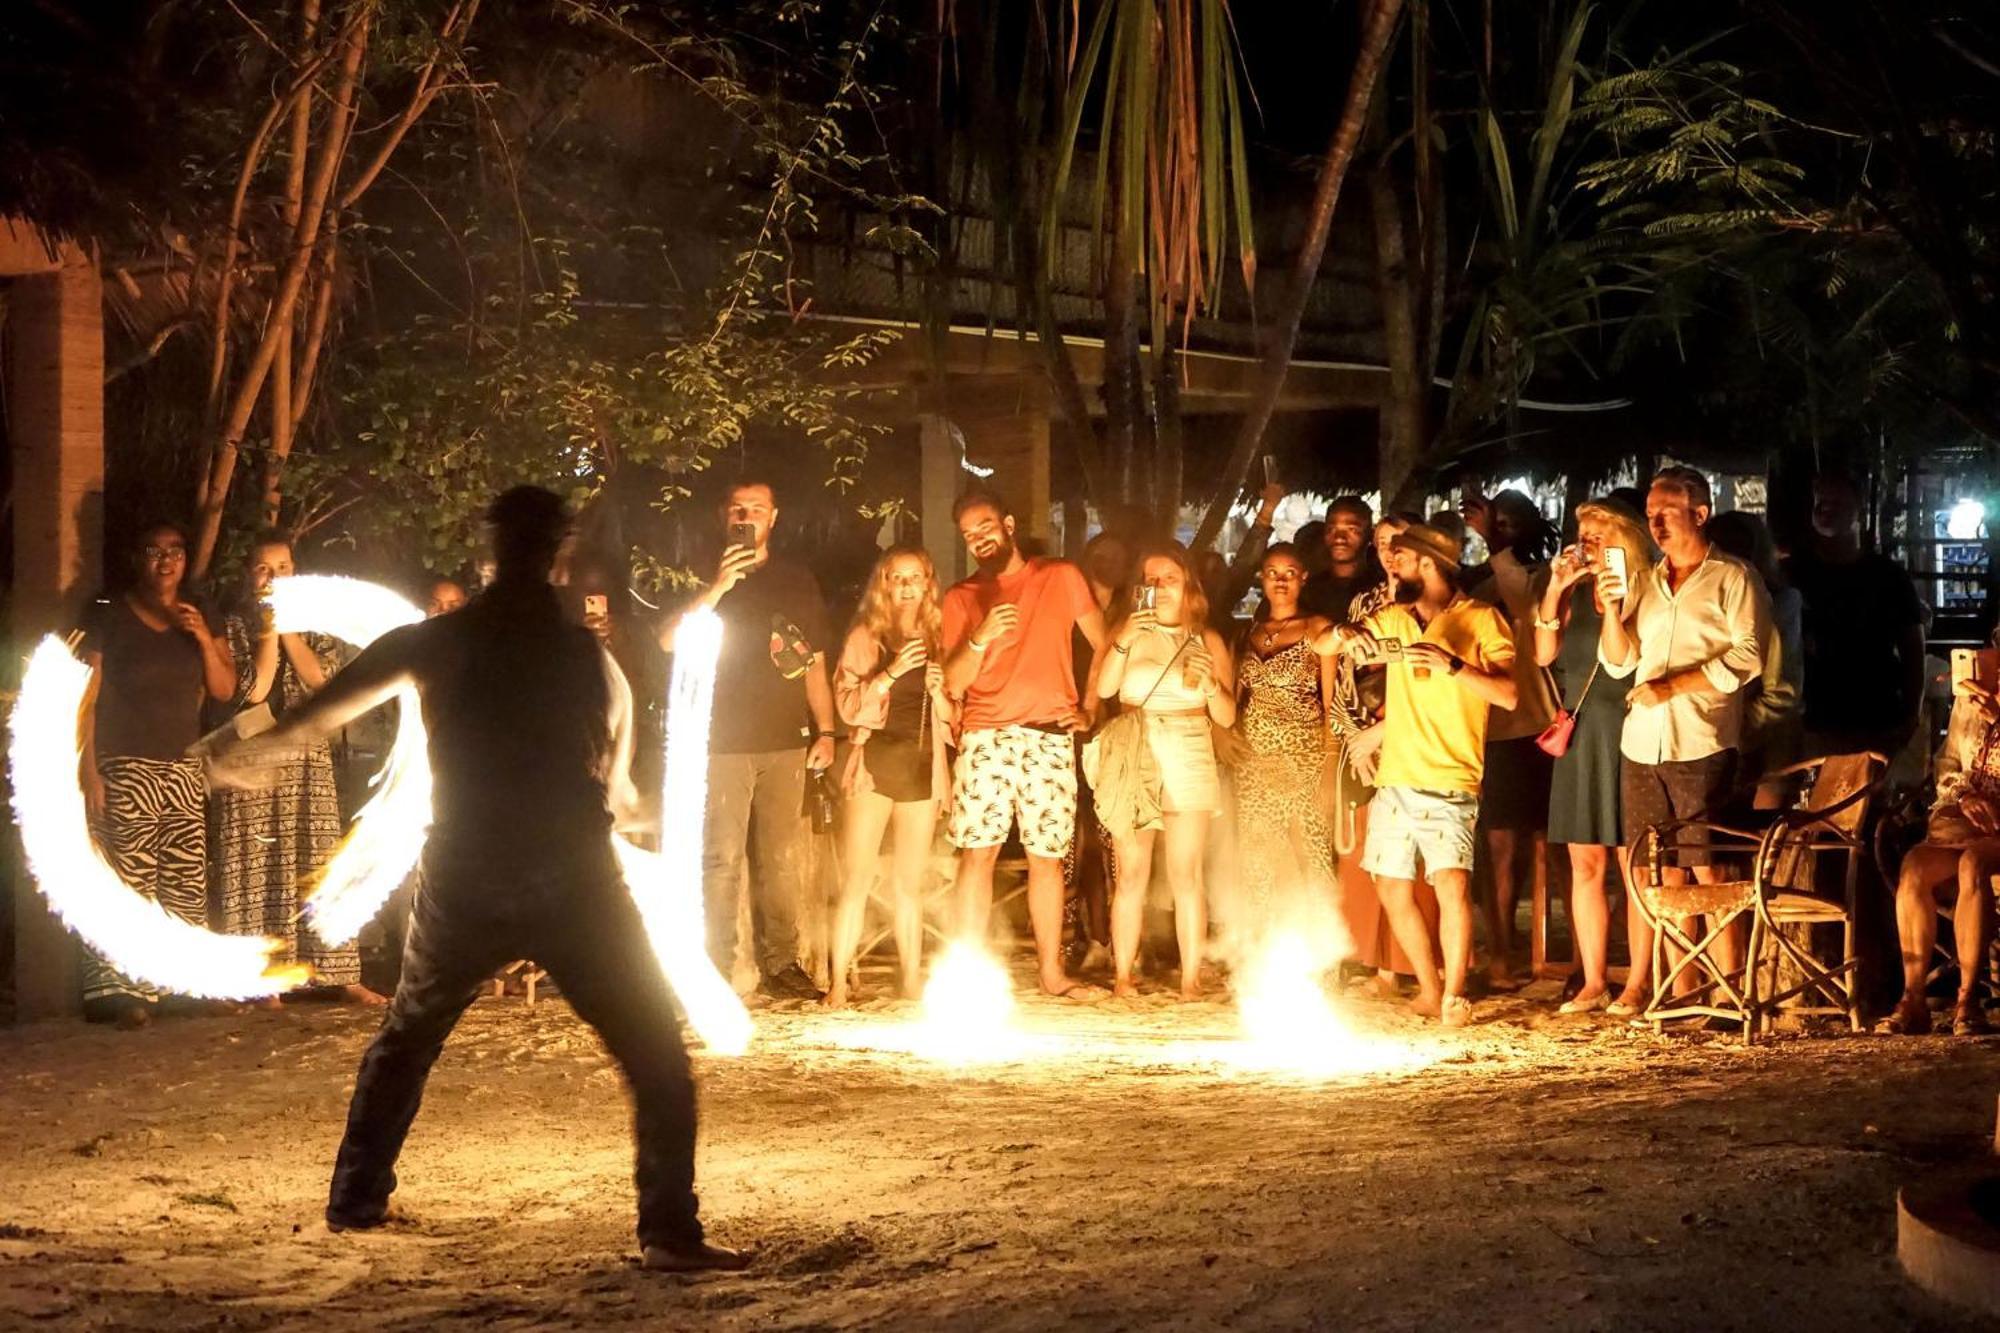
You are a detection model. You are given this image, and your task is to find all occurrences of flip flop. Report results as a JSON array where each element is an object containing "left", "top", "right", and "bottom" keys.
[
  {"left": 1876, "top": 999, "right": 1933, "bottom": 1036},
  {"left": 1953, "top": 1003, "right": 1993, "bottom": 1037}
]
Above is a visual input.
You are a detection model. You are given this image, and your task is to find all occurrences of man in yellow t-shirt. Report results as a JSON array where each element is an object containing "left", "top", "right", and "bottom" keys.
[{"left": 1327, "top": 524, "right": 1517, "bottom": 1026}]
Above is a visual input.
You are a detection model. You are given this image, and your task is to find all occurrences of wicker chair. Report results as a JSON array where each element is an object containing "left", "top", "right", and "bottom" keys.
[
  {"left": 1631, "top": 751, "right": 1887, "bottom": 1043},
  {"left": 1742, "top": 752, "right": 1888, "bottom": 1038}
]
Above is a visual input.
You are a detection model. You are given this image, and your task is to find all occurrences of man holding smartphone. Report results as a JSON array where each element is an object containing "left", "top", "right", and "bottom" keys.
[
  {"left": 658, "top": 480, "right": 837, "bottom": 1001},
  {"left": 1324, "top": 523, "right": 1518, "bottom": 1026},
  {"left": 1596, "top": 466, "right": 1767, "bottom": 982}
]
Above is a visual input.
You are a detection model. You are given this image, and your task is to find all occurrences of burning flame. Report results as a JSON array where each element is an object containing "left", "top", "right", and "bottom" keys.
[
  {"left": 8, "top": 638, "right": 306, "bottom": 998},
  {"left": 271, "top": 576, "right": 429, "bottom": 945},
  {"left": 1230, "top": 915, "right": 1431, "bottom": 1078},
  {"left": 910, "top": 940, "right": 1022, "bottom": 1063},
  {"left": 613, "top": 606, "right": 752, "bottom": 1055}
]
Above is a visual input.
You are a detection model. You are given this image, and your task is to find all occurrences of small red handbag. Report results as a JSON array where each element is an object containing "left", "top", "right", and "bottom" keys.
[{"left": 1535, "top": 663, "right": 1598, "bottom": 758}]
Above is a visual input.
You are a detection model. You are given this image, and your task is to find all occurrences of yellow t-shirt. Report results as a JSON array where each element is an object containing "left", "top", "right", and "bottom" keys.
[{"left": 1364, "top": 597, "right": 1517, "bottom": 795}]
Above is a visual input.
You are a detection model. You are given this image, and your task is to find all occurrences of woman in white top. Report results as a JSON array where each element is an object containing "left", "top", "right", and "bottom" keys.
[{"left": 1096, "top": 545, "right": 1237, "bottom": 999}]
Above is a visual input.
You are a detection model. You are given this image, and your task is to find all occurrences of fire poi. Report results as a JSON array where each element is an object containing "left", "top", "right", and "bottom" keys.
[{"left": 9, "top": 575, "right": 752, "bottom": 1052}]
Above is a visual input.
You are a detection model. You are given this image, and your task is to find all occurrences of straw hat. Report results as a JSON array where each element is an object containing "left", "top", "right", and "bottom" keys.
[{"left": 1389, "top": 522, "right": 1463, "bottom": 570}]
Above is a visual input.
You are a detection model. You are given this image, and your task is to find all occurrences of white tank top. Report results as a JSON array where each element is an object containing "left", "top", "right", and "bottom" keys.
[{"left": 1119, "top": 628, "right": 1208, "bottom": 710}]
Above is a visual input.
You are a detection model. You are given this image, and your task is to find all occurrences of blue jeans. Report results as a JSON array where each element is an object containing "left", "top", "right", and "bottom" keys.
[{"left": 702, "top": 748, "right": 810, "bottom": 980}]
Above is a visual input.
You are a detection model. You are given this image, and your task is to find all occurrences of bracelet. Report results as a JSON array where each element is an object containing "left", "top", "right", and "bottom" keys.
[
  {"left": 815, "top": 729, "right": 836, "bottom": 740},
  {"left": 1112, "top": 642, "right": 1131, "bottom": 655},
  {"left": 1532, "top": 615, "right": 1562, "bottom": 632},
  {"left": 968, "top": 638, "right": 989, "bottom": 654}
]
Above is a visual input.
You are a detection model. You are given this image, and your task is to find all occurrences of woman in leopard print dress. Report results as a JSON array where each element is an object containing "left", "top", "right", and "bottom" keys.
[{"left": 1232, "top": 544, "right": 1339, "bottom": 949}]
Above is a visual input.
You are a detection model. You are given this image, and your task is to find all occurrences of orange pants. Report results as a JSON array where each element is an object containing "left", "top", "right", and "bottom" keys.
[{"left": 1337, "top": 798, "right": 1442, "bottom": 976}]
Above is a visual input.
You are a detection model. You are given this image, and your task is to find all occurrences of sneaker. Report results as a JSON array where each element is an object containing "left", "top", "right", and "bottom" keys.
[{"left": 761, "top": 965, "right": 825, "bottom": 1001}]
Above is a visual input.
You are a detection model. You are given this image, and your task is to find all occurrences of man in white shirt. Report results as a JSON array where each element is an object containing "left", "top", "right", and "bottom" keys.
[{"left": 1597, "top": 466, "right": 1768, "bottom": 976}]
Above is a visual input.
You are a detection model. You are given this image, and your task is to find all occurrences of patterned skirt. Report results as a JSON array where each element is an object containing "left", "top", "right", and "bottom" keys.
[
  {"left": 85, "top": 756, "right": 208, "bottom": 1004},
  {"left": 213, "top": 740, "right": 358, "bottom": 986}
]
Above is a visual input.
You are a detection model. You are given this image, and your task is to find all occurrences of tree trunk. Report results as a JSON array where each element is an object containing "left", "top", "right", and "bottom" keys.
[
  {"left": 1154, "top": 345, "right": 1184, "bottom": 528},
  {"left": 1371, "top": 165, "right": 1425, "bottom": 508},
  {"left": 1104, "top": 162, "right": 1147, "bottom": 512},
  {"left": 1190, "top": 0, "right": 1406, "bottom": 551}
]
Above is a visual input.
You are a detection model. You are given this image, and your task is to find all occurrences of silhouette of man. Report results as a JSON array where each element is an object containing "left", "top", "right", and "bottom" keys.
[{"left": 207, "top": 487, "right": 743, "bottom": 1272}]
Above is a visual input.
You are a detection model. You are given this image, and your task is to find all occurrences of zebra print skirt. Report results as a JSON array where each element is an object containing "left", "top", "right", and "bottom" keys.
[{"left": 84, "top": 755, "right": 208, "bottom": 1005}]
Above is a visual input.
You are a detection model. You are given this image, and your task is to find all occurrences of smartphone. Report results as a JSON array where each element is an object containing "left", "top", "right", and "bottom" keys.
[
  {"left": 1134, "top": 584, "right": 1157, "bottom": 611},
  {"left": 1261, "top": 454, "right": 1279, "bottom": 488},
  {"left": 583, "top": 594, "right": 608, "bottom": 619},
  {"left": 1952, "top": 648, "right": 1998, "bottom": 690},
  {"left": 1375, "top": 637, "right": 1404, "bottom": 663},
  {"left": 1602, "top": 546, "right": 1627, "bottom": 585},
  {"left": 727, "top": 521, "right": 756, "bottom": 550}
]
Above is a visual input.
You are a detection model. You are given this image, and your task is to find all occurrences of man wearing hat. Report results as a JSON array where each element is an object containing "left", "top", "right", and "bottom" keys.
[{"left": 1324, "top": 523, "right": 1519, "bottom": 1026}]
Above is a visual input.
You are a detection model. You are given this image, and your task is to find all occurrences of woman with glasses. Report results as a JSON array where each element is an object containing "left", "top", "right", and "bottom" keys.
[
  {"left": 76, "top": 522, "right": 236, "bottom": 1026},
  {"left": 213, "top": 531, "right": 381, "bottom": 1004}
]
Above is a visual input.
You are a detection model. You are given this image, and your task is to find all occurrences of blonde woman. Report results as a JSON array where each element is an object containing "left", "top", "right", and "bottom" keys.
[
  {"left": 1533, "top": 498, "right": 1652, "bottom": 1014},
  {"left": 1096, "top": 545, "right": 1237, "bottom": 999},
  {"left": 828, "top": 547, "right": 954, "bottom": 1006}
]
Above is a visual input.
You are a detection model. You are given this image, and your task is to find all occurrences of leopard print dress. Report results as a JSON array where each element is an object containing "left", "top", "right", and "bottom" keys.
[{"left": 1235, "top": 637, "right": 1335, "bottom": 916}]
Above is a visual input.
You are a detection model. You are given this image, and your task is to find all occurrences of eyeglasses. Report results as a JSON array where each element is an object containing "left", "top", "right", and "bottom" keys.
[{"left": 143, "top": 546, "right": 188, "bottom": 564}]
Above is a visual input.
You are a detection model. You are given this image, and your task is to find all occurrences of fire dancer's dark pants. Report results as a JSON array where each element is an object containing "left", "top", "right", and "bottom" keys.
[{"left": 327, "top": 842, "right": 701, "bottom": 1248}]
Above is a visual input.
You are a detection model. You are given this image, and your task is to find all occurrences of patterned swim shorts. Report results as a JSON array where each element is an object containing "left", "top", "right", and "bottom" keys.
[{"left": 948, "top": 726, "right": 1077, "bottom": 859}]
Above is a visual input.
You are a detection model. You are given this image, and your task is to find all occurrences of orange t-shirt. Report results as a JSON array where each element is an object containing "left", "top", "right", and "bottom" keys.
[{"left": 942, "top": 558, "right": 1096, "bottom": 732}]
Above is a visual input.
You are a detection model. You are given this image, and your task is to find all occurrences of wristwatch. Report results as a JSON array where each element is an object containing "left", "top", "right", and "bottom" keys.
[
  {"left": 1532, "top": 615, "right": 1562, "bottom": 632},
  {"left": 1446, "top": 654, "right": 1464, "bottom": 676}
]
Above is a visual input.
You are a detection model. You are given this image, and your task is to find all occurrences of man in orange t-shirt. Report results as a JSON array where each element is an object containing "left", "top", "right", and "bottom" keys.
[{"left": 941, "top": 491, "right": 1107, "bottom": 998}]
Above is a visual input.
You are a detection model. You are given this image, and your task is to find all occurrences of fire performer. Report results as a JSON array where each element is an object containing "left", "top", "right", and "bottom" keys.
[
  {"left": 942, "top": 490, "right": 1107, "bottom": 998},
  {"left": 205, "top": 487, "right": 744, "bottom": 1272}
]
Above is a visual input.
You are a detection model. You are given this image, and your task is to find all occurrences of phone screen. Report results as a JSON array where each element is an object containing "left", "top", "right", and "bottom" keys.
[
  {"left": 1261, "top": 455, "right": 1278, "bottom": 488},
  {"left": 1134, "top": 584, "right": 1156, "bottom": 610},
  {"left": 584, "top": 594, "right": 608, "bottom": 618}
]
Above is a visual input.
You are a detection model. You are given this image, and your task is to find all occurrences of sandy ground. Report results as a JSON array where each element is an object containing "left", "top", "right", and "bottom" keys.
[{"left": 1, "top": 972, "right": 1996, "bottom": 1332}]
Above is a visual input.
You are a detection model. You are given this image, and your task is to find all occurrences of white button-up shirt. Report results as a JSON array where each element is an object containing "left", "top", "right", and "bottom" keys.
[{"left": 1601, "top": 548, "right": 1768, "bottom": 764}]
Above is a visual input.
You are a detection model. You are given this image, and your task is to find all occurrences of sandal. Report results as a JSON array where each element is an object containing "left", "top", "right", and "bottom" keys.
[
  {"left": 1876, "top": 998, "right": 1933, "bottom": 1036},
  {"left": 1559, "top": 990, "right": 1612, "bottom": 1015},
  {"left": 1953, "top": 1002, "right": 1993, "bottom": 1037}
]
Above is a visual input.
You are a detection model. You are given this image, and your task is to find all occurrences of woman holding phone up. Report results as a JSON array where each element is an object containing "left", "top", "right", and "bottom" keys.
[
  {"left": 1096, "top": 545, "right": 1236, "bottom": 999},
  {"left": 1533, "top": 499, "right": 1652, "bottom": 1014},
  {"left": 827, "top": 546, "right": 954, "bottom": 1006}
]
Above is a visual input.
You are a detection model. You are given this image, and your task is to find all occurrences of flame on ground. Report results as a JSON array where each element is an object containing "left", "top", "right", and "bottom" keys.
[
  {"left": 912, "top": 940, "right": 1022, "bottom": 1062},
  {"left": 1228, "top": 923, "right": 1433, "bottom": 1079}
]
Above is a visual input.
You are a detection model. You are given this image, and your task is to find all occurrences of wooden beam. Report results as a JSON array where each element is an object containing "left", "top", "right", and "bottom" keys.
[{"left": 7, "top": 255, "right": 104, "bottom": 1020}]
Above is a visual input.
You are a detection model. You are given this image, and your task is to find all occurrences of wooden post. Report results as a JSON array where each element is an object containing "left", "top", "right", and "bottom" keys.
[{"left": 7, "top": 255, "right": 104, "bottom": 1021}]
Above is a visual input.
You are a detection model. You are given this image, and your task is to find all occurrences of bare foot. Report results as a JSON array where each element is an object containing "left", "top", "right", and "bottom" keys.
[
  {"left": 642, "top": 1240, "right": 752, "bottom": 1273},
  {"left": 1368, "top": 972, "right": 1400, "bottom": 1001},
  {"left": 340, "top": 984, "right": 389, "bottom": 1007},
  {"left": 1112, "top": 977, "right": 1139, "bottom": 999},
  {"left": 1040, "top": 975, "right": 1104, "bottom": 1000},
  {"left": 822, "top": 986, "right": 849, "bottom": 1010},
  {"left": 1407, "top": 992, "right": 1442, "bottom": 1020}
]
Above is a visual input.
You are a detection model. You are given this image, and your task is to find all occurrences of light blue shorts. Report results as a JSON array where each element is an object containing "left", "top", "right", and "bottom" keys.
[{"left": 1361, "top": 785, "right": 1479, "bottom": 884}]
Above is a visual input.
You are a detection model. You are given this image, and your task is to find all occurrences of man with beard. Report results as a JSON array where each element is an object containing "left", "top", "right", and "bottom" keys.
[
  {"left": 206, "top": 487, "right": 743, "bottom": 1272},
  {"left": 941, "top": 490, "right": 1108, "bottom": 997},
  {"left": 1326, "top": 523, "right": 1518, "bottom": 1026},
  {"left": 1301, "top": 496, "right": 1377, "bottom": 621},
  {"left": 659, "top": 480, "right": 836, "bottom": 1001}
]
